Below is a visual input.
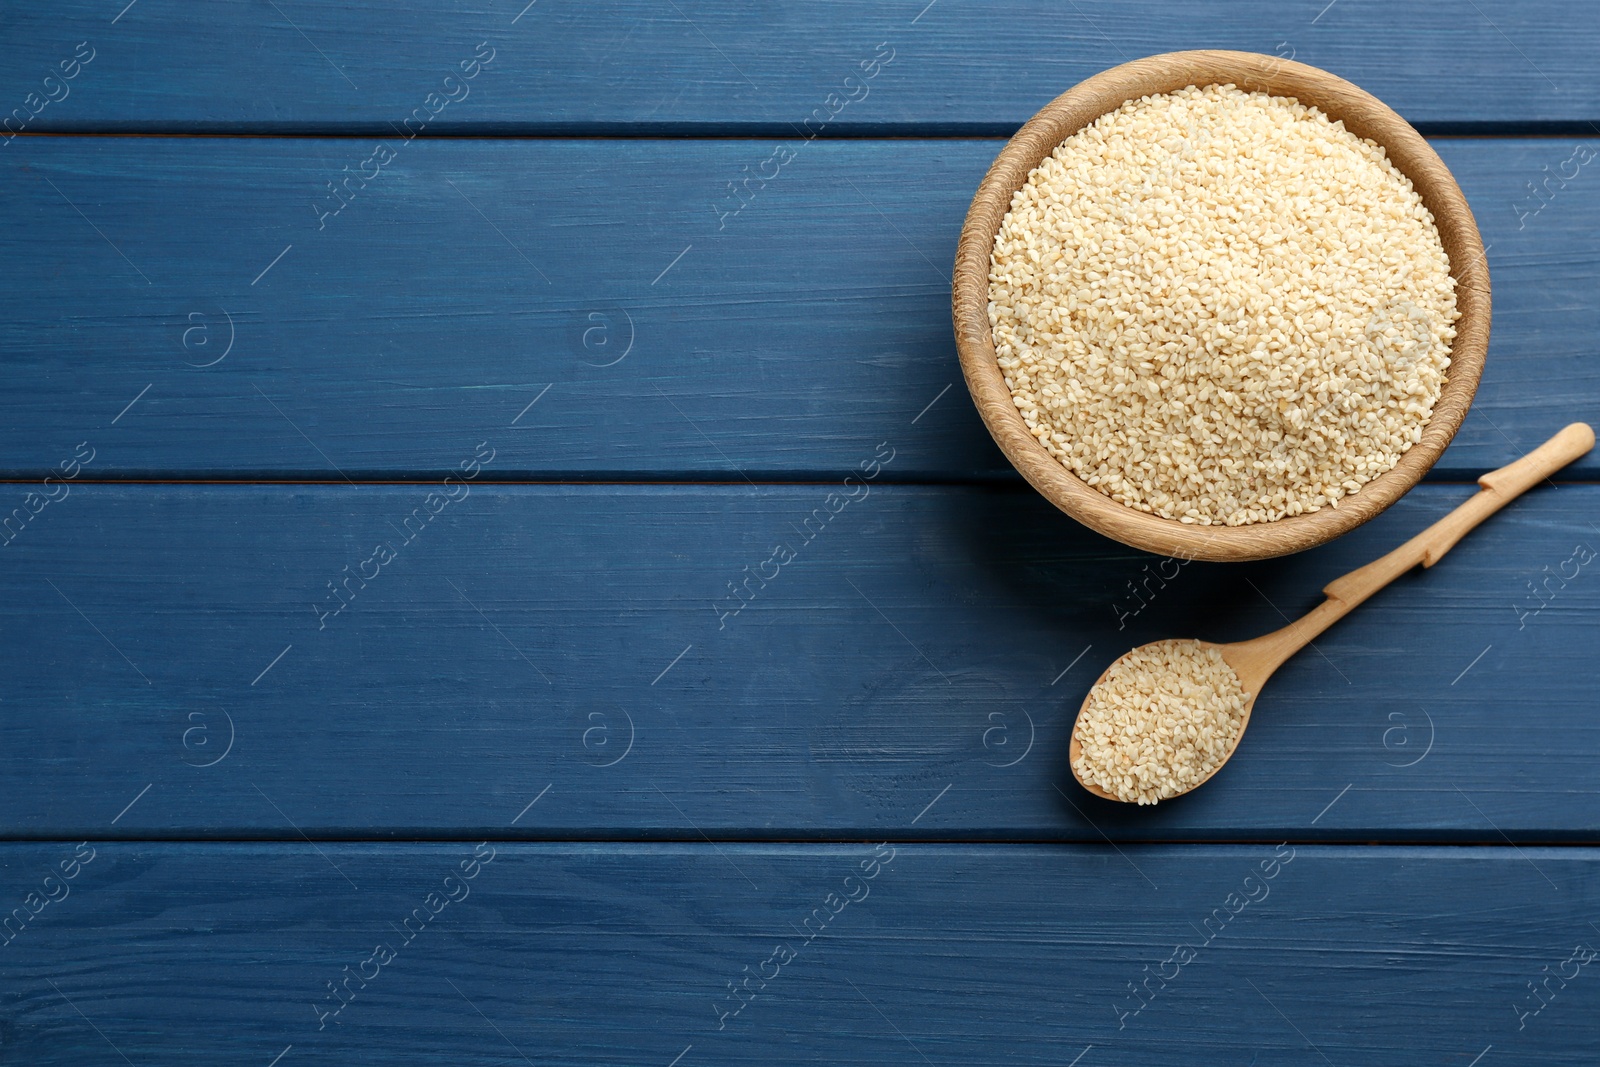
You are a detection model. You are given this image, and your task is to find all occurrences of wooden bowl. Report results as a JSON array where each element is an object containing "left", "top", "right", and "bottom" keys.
[{"left": 952, "top": 50, "right": 1490, "bottom": 562}]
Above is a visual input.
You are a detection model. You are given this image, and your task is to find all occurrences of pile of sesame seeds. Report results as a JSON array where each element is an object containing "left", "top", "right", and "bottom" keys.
[
  {"left": 989, "top": 84, "right": 1459, "bottom": 526},
  {"left": 1071, "top": 639, "right": 1250, "bottom": 805}
]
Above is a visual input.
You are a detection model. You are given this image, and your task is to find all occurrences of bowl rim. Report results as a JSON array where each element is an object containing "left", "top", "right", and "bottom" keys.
[{"left": 951, "top": 49, "right": 1491, "bottom": 562}]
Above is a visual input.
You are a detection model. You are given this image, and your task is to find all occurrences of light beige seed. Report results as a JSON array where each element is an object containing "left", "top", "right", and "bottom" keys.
[
  {"left": 1071, "top": 640, "right": 1251, "bottom": 805},
  {"left": 989, "top": 85, "right": 1458, "bottom": 525}
]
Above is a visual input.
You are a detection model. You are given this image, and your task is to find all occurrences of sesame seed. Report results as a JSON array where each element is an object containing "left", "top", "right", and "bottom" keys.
[
  {"left": 1072, "top": 640, "right": 1250, "bottom": 804},
  {"left": 989, "top": 85, "right": 1459, "bottom": 526}
]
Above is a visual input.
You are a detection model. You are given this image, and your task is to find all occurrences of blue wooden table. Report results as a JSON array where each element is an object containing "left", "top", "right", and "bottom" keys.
[{"left": 2, "top": 2, "right": 1598, "bottom": 1063}]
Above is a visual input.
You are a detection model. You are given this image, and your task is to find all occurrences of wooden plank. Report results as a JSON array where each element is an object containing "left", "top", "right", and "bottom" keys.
[
  {"left": 0, "top": 841, "right": 1596, "bottom": 1063},
  {"left": 1, "top": 136, "right": 1597, "bottom": 480},
  {"left": 1, "top": 2, "right": 1597, "bottom": 133},
  {"left": 2, "top": 482, "right": 1597, "bottom": 840}
]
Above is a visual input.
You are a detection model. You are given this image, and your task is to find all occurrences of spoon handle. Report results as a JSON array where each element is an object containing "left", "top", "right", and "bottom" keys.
[
  {"left": 1321, "top": 422, "right": 1595, "bottom": 608},
  {"left": 1241, "top": 423, "right": 1595, "bottom": 671}
]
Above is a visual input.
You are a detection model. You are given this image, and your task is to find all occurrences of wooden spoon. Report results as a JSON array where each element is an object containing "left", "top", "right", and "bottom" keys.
[{"left": 1068, "top": 422, "right": 1596, "bottom": 804}]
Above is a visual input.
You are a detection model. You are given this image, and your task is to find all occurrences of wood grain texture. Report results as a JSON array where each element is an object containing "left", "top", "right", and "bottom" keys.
[
  {"left": 0, "top": 136, "right": 1593, "bottom": 480},
  {"left": 0, "top": 842, "right": 1597, "bottom": 1064},
  {"left": 955, "top": 51, "right": 1491, "bottom": 561},
  {"left": 2, "top": 482, "right": 1596, "bottom": 840},
  {"left": 5, "top": 2, "right": 1598, "bottom": 1057},
  {"left": 1, "top": 1, "right": 1598, "bottom": 133}
]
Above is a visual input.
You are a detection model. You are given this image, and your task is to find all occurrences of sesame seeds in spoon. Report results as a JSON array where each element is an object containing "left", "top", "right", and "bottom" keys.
[{"left": 1069, "top": 424, "right": 1593, "bottom": 805}]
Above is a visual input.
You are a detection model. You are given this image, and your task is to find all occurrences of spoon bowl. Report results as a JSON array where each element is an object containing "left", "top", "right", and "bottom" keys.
[
  {"left": 1068, "top": 637, "right": 1282, "bottom": 803},
  {"left": 1068, "top": 424, "right": 1594, "bottom": 804}
]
